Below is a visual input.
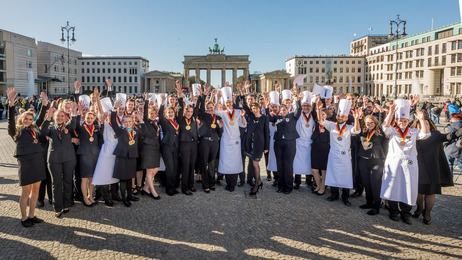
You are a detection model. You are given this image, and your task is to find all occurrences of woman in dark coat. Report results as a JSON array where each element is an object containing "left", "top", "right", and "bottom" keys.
[
  {"left": 242, "top": 100, "right": 269, "bottom": 196},
  {"left": 7, "top": 88, "right": 48, "bottom": 227},
  {"left": 310, "top": 107, "right": 333, "bottom": 195},
  {"left": 412, "top": 117, "right": 455, "bottom": 224}
]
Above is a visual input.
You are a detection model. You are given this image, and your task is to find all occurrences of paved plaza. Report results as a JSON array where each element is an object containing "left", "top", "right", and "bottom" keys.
[{"left": 0, "top": 120, "right": 461, "bottom": 259}]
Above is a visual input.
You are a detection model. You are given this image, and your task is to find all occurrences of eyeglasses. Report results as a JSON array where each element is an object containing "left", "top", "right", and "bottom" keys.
[{"left": 365, "top": 122, "right": 375, "bottom": 125}]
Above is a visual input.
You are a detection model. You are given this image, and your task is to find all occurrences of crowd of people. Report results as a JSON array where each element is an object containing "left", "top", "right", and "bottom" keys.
[{"left": 6, "top": 79, "right": 458, "bottom": 228}]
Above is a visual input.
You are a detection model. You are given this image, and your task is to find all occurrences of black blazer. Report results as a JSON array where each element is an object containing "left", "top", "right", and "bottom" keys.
[
  {"left": 178, "top": 98, "right": 198, "bottom": 142},
  {"left": 356, "top": 130, "right": 389, "bottom": 159},
  {"left": 197, "top": 95, "right": 222, "bottom": 141},
  {"left": 41, "top": 116, "right": 77, "bottom": 163},
  {"left": 111, "top": 111, "right": 141, "bottom": 159},
  {"left": 76, "top": 122, "right": 103, "bottom": 156},
  {"left": 8, "top": 106, "right": 45, "bottom": 157},
  {"left": 268, "top": 100, "right": 302, "bottom": 141},
  {"left": 242, "top": 97, "right": 269, "bottom": 152},
  {"left": 142, "top": 100, "right": 161, "bottom": 147},
  {"left": 159, "top": 102, "right": 180, "bottom": 147}
]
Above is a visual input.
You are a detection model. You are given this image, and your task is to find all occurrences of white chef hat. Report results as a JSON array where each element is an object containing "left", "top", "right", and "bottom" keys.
[
  {"left": 100, "top": 97, "right": 113, "bottom": 114},
  {"left": 192, "top": 83, "right": 201, "bottom": 96},
  {"left": 394, "top": 99, "right": 410, "bottom": 119},
  {"left": 301, "top": 91, "right": 312, "bottom": 104},
  {"left": 79, "top": 95, "right": 91, "bottom": 108},
  {"left": 269, "top": 91, "right": 280, "bottom": 106},
  {"left": 156, "top": 93, "right": 168, "bottom": 108},
  {"left": 221, "top": 87, "right": 233, "bottom": 102},
  {"left": 338, "top": 99, "right": 352, "bottom": 116},
  {"left": 149, "top": 93, "right": 157, "bottom": 103},
  {"left": 116, "top": 93, "right": 127, "bottom": 107},
  {"left": 282, "top": 89, "right": 291, "bottom": 101}
]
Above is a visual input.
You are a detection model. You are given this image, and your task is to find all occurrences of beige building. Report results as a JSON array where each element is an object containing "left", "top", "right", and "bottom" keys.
[
  {"left": 144, "top": 70, "right": 182, "bottom": 93},
  {"left": 364, "top": 21, "right": 462, "bottom": 98},
  {"left": 0, "top": 29, "right": 38, "bottom": 96},
  {"left": 350, "top": 35, "right": 390, "bottom": 57},
  {"left": 249, "top": 70, "right": 291, "bottom": 93},
  {"left": 37, "top": 41, "right": 81, "bottom": 95},
  {"left": 286, "top": 56, "right": 365, "bottom": 94}
]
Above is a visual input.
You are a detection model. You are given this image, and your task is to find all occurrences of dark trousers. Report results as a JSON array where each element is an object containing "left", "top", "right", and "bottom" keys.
[
  {"left": 73, "top": 146, "right": 83, "bottom": 200},
  {"left": 388, "top": 200, "right": 412, "bottom": 218},
  {"left": 294, "top": 175, "right": 312, "bottom": 185},
  {"left": 48, "top": 160, "right": 76, "bottom": 212},
  {"left": 180, "top": 141, "right": 197, "bottom": 192},
  {"left": 119, "top": 179, "right": 134, "bottom": 201},
  {"left": 199, "top": 139, "right": 219, "bottom": 190},
  {"left": 358, "top": 157, "right": 383, "bottom": 209},
  {"left": 275, "top": 139, "right": 296, "bottom": 192},
  {"left": 161, "top": 144, "right": 179, "bottom": 194},
  {"left": 96, "top": 185, "right": 111, "bottom": 201},
  {"left": 330, "top": 187, "right": 350, "bottom": 199},
  {"left": 38, "top": 153, "right": 52, "bottom": 202},
  {"left": 351, "top": 148, "right": 363, "bottom": 193},
  {"left": 225, "top": 174, "right": 238, "bottom": 188}
]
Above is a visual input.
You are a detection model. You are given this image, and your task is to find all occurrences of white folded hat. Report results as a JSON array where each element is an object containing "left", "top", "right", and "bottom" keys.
[
  {"left": 221, "top": 87, "right": 233, "bottom": 102},
  {"left": 100, "top": 97, "right": 113, "bottom": 114},
  {"left": 116, "top": 93, "right": 127, "bottom": 107},
  {"left": 395, "top": 99, "right": 410, "bottom": 119},
  {"left": 79, "top": 95, "right": 91, "bottom": 108},
  {"left": 269, "top": 91, "right": 280, "bottom": 106},
  {"left": 301, "top": 91, "right": 312, "bottom": 104},
  {"left": 338, "top": 99, "right": 352, "bottom": 116},
  {"left": 282, "top": 89, "right": 291, "bottom": 101}
]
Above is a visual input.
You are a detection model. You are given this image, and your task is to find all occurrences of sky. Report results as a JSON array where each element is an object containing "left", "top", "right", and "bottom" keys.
[{"left": 1, "top": 0, "right": 461, "bottom": 87}]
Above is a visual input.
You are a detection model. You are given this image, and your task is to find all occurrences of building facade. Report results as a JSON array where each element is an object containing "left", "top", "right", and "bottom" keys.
[
  {"left": 364, "top": 22, "right": 462, "bottom": 98},
  {"left": 37, "top": 41, "right": 81, "bottom": 96},
  {"left": 350, "top": 35, "right": 390, "bottom": 57},
  {"left": 286, "top": 55, "right": 365, "bottom": 94},
  {"left": 144, "top": 70, "right": 182, "bottom": 93},
  {"left": 0, "top": 29, "right": 38, "bottom": 96},
  {"left": 78, "top": 56, "right": 149, "bottom": 95}
]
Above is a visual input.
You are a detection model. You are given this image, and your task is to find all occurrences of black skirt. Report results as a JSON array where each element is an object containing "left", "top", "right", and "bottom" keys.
[
  {"left": 113, "top": 157, "right": 137, "bottom": 180},
  {"left": 79, "top": 154, "right": 98, "bottom": 178},
  {"left": 17, "top": 152, "right": 46, "bottom": 186},
  {"left": 141, "top": 144, "right": 160, "bottom": 169},
  {"left": 418, "top": 184, "right": 442, "bottom": 195},
  {"left": 311, "top": 140, "right": 329, "bottom": 170}
]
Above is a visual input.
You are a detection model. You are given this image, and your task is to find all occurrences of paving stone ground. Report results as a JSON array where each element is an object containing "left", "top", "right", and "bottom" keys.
[{"left": 0, "top": 119, "right": 461, "bottom": 259}]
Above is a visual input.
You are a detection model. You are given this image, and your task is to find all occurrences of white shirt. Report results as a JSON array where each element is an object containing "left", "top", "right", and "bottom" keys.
[{"left": 214, "top": 109, "right": 246, "bottom": 139}]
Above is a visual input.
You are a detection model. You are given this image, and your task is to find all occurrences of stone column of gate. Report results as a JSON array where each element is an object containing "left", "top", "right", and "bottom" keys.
[
  {"left": 184, "top": 69, "right": 189, "bottom": 89},
  {"left": 207, "top": 69, "right": 211, "bottom": 86},
  {"left": 221, "top": 69, "right": 226, "bottom": 89},
  {"left": 145, "top": 77, "right": 149, "bottom": 93},
  {"left": 243, "top": 68, "right": 249, "bottom": 83},
  {"left": 195, "top": 68, "right": 201, "bottom": 84},
  {"left": 232, "top": 68, "right": 237, "bottom": 92},
  {"left": 286, "top": 78, "right": 290, "bottom": 89}
]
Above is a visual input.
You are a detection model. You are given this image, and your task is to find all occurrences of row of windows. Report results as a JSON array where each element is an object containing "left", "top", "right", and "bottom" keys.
[
  {"left": 81, "top": 61, "right": 138, "bottom": 66},
  {"left": 81, "top": 85, "right": 139, "bottom": 93},
  {"left": 302, "top": 76, "right": 361, "bottom": 84},
  {"left": 297, "top": 67, "right": 362, "bottom": 74},
  {"left": 81, "top": 67, "right": 138, "bottom": 74},
  {"left": 81, "top": 76, "right": 138, "bottom": 83},
  {"left": 368, "top": 70, "right": 424, "bottom": 81},
  {"left": 292, "top": 60, "right": 362, "bottom": 66},
  {"left": 450, "top": 67, "right": 462, "bottom": 76},
  {"left": 54, "top": 55, "right": 77, "bottom": 65},
  {"left": 52, "top": 66, "right": 77, "bottom": 74}
]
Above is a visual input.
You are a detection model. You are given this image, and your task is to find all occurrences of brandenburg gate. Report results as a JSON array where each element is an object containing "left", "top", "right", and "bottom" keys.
[{"left": 183, "top": 39, "right": 250, "bottom": 92}]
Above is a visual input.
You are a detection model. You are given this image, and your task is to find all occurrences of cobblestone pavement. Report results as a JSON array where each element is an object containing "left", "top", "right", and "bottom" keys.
[{"left": 0, "top": 120, "right": 461, "bottom": 259}]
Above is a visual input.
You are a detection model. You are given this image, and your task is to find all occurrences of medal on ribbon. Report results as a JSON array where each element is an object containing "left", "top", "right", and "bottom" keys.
[
  {"left": 185, "top": 118, "right": 192, "bottom": 130},
  {"left": 227, "top": 109, "right": 235, "bottom": 126},
  {"left": 363, "top": 129, "right": 375, "bottom": 147},
  {"left": 336, "top": 123, "right": 347, "bottom": 141},
  {"left": 210, "top": 114, "right": 217, "bottom": 129},
  {"left": 126, "top": 128, "right": 135, "bottom": 145},
  {"left": 395, "top": 126, "right": 409, "bottom": 146},
  {"left": 29, "top": 128, "right": 38, "bottom": 144},
  {"left": 303, "top": 112, "right": 312, "bottom": 128},
  {"left": 84, "top": 123, "right": 95, "bottom": 142},
  {"left": 168, "top": 119, "right": 179, "bottom": 135}
]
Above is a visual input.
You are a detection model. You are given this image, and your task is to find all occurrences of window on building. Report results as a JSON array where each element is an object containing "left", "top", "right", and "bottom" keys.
[
  {"left": 435, "top": 57, "right": 439, "bottom": 66},
  {"left": 113, "top": 68, "right": 116, "bottom": 73},
  {"left": 304, "top": 61, "right": 307, "bottom": 64},
  {"left": 435, "top": 45, "right": 439, "bottom": 54},
  {"left": 134, "top": 77, "right": 138, "bottom": 83},
  {"left": 82, "top": 68, "right": 84, "bottom": 73},
  {"left": 459, "top": 41, "right": 462, "bottom": 49},
  {"left": 458, "top": 53, "right": 462, "bottom": 63},
  {"left": 118, "top": 76, "right": 121, "bottom": 82},
  {"left": 118, "top": 68, "right": 121, "bottom": 73},
  {"left": 458, "top": 67, "right": 462, "bottom": 76},
  {"left": 102, "top": 62, "right": 105, "bottom": 65},
  {"left": 322, "top": 61, "right": 325, "bottom": 64},
  {"left": 62, "top": 67, "right": 65, "bottom": 73},
  {"left": 322, "top": 68, "right": 325, "bottom": 73},
  {"left": 452, "top": 41, "right": 457, "bottom": 50},
  {"left": 310, "top": 68, "right": 313, "bottom": 73},
  {"left": 54, "top": 55, "right": 58, "bottom": 61},
  {"left": 135, "top": 86, "right": 138, "bottom": 93},
  {"left": 87, "top": 76, "right": 90, "bottom": 82},
  {"left": 102, "top": 68, "right": 105, "bottom": 73},
  {"left": 124, "top": 86, "right": 127, "bottom": 92},
  {"left": 26, "top": 49, "right": 32, "bottom": 57},
  {"left": 442, "top": 43, "right": 447, "bottom": 53},
  {"left": 129, "top": 77, "right": 132, "bottom": 83},
  {"left": 442, "top": 55, "right": 447, "bottom": 65},
  {"left": 316, "top": 61, "right": 319, "bottom": 64},
  {"left": 92, "top": 62, "right": 95, "bottom": 65},
  {"left": 428, "top": 58, "right": 432, "bottom": 67},
  {"left": 97, "top": 68, "right": 100, "bottom": 73},
  {"left": 82, "top": 77, "right": 85, "bottom": 82},
  {"left": 334, "top": 61, "right": 338, "bottom": 64},
  {"left": 310, "top": 61, "right": 313, "bottom": 64},
  {"left": 92, "top": 76, "right": 95, "bottom": 82},
  {"left": 92, "top": 68, "right": 95, "bottom": 73},
  {"left": 428, "top": 46, "right": 432, "bottom": 55}
]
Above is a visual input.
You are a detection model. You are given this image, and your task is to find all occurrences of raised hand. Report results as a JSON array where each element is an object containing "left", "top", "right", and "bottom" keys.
[
  {"left": 160, "top": 93, "right": 166, "bottom": 105},
  {"left": 316, "top": 100, "right": 323, "bottom": 110},
  {"left": 296, "top": 92, "right": 304, "bottom": 101},
  {"left": 46, "top": 106, "right": 56, "bottom": 120},
  {"left": 100, "top": 112, "right": 108, "bottom": 122},
  {"left": 410, "top": 94, "right": 420, "bottom": 106},
  {"left": 40, "top": 92, "right": 48, "bottom": 106},
  {"left": 6, "top": 88, "right": 17, "bottom": 106},
  {"left": 275, "top": 82, "right": 281, "bottom": 92},
  {"left": 244, "top": 80, "right": 251, "bottom": 93},
  {"left": 144, "top": 92, "right": 152, "bottom": 101},
  {"left": 216, "top": 89, "right": 222, "bottom": 100},
  {"left": 415, "top": 110, "right": 425, "bottom": 121},
  {"left": 136, "top": 111, "right": 143, "bottom": 122},
  {"left": 225, "top": 81, "right": 231, "bottom": 88},
  {"left": 114, "top": 99, "right": 123, "bottom": 109},
  {"left": 94, "top": 88, "right": 101, "bottom": 99},
  {"left": 240, "top": 109, "right": 246, "bottom": 117},
  {"left": 106, "top": 79, "right": 113, "bottom": 89},
  {"left": 237, "top": 83, "right": 244, "bottom": 96},
  {"left": 204, "top": 83, "right": 210, "bottom": 96},
  {"left": 74, "top": 81, "right": 81, "bottom": 93}
]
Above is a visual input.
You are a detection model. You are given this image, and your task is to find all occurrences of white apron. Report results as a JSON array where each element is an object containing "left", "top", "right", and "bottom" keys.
[
  {"left": 218, "top": 136, "right": 243, "bottom": 174},
  {"left": 267, "top": 122, "right": 277, "bottom": 172},
  {"left": 380, "top": 127, "right": 430, "bottom": 205},
  {"left": 92, "top": 121, "right": 119, "bottom": 185},
  {"left": 293, "top": 138, "right": 312, "bottom": 175},
  {"left": 322, "top": 120, "right": 359, "bottom": 189}
]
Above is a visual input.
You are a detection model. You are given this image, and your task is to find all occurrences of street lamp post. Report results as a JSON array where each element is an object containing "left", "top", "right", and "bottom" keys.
[
  {"left": 60, "top": 21, "right": 76, "bottom": 95},
  {"left": 388, "top": 14, "right": 407, "bottom": 99}
]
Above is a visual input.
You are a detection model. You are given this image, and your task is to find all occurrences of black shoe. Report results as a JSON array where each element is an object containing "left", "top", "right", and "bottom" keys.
[
  {"left": 401, "top": 216, "right": 412, "bottom": 225},
  {"left": 55, "top": 212, "right": 63, "bottom": 218},
  {"left": 247, "top": 181, "right": 255, "bottom": 187},
  {"left": 183, "top": 190, "right": 193, "bottom": 195},
  {"left": 216, "top": 180, "right": 222, "bottom": 186},
  {"left": 128, "top": 196, "right": 140, "bottom": 201},
  {"left": 237, "top": 182, "right": 244, "bottom": 187},
  {"left": 113, "top": 196, "right": 122, "bottom": 202},
  {"left": 166, "top": 191, "right": 176, "bottom": 196},
  {"left": 229, "top": 186, "right": 235, "bottom": 192},
  {"left": 389, "top": 214, "right": 399, "bottom": 221},
  {"left": 104, "top": 200, "right": 114, "bottom": 207},
  {"left": 367, "top": 209, "right": 380, "bottom": 215},
  {"left": 225, "top": 185, "right": 230, "bottom": 190},
  {"left": 82, "top": 201, "right": 93, "bottom": 207},
  {"left": 21, "top": 218, "right": 34, "bottom": 227},
  {"left": 122, "top": 200, "right": 131, "bottom": 207},
  {"left": 412, "top": 211, "right": 422, "bottom": 218},
  {"left": 294, "top": 184, "right": 300, "bottom": 190},
  {"left": 315, "top": 191, "right": 325, "bottom": 196},
  {"left": 343, "top": 198, "right": 351, "bottom": 206},
  {"left": 423, "top": 218, "right": 432, "bottom": 225},
  {"left": 28, "top": 216, "right": 43, "bottom": 224},
  {"left": 37, "top": 200, "right": 45, "bottom": 208},
  {"left": 350, "top": 191, "right": 363, "bottom": 198},
  {"left": 62, "top": 208, "right": 70, "bottom": 214},
  {"left": 190, "top": 187, "right": 197, "bottom": 192},
  {"left": 359, "top": 204, "right": 373, "bottom": 209},
  {"left": 204, "top": 189, "right": 211, "bottom": 194},
  {"left": 152, "top": 195, "right": 161, "bottom": 200},
  {"left": 210, "top": 187, "right": 216, "bottom": 191},
  {"left": 48, "top": 199, "right": 53, "bottom": 205},
  {"left": 276, "top": 189, "right": 284, "bottom": 193},
  {"left": 272, "top": 180, "right": 278, "bottom": 187},
  {"left": 266, "top": 176, "right": 272, "bottom": 181},
  {"left": 283, "top": 190, "right": 292, "bottom": 194},
  {"left": 327, "top": 195, "right": 339, "bottom": 201}
]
